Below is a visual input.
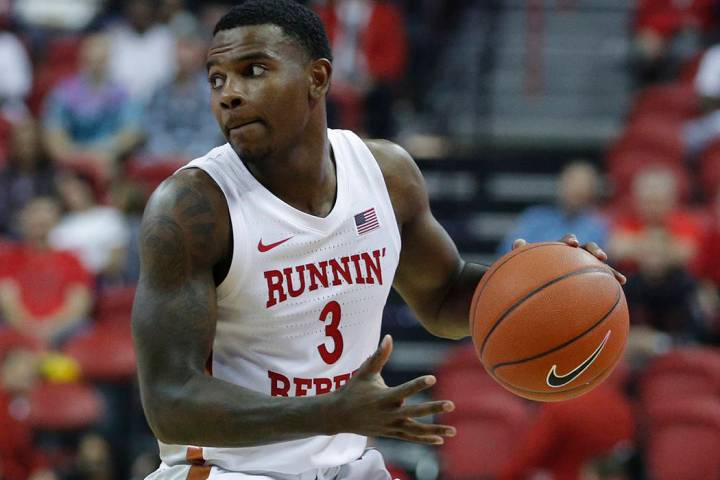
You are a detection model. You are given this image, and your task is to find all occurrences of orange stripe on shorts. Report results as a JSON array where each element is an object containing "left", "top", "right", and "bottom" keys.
[{"left": 187, "top": 465, "right": 211, "bottom": 480}]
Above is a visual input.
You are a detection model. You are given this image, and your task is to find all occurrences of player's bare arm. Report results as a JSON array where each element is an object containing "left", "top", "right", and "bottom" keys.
[
  {"left": 367, "top": 140, "right": 485, "bottom": 340},
  {"left": 367, "top": 140, "right": 625, "bottom": 340},
  {"left": 133, "top": 169, "right": 456, "bottom": 447}
]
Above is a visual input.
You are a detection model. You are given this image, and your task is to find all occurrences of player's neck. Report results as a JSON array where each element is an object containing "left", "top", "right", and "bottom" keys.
[{"left": 246, "top": 124, "right": 336, "bottom": 218}]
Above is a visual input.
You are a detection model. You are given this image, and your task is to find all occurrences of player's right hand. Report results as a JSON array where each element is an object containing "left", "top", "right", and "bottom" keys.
[{"left": 327, "top": 334, "right": 457, "bottom": 445}]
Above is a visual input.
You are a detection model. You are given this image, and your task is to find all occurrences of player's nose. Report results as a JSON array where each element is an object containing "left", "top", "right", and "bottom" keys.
[{"left": 219, "top": 78, "right": 246, "bottom": 110}]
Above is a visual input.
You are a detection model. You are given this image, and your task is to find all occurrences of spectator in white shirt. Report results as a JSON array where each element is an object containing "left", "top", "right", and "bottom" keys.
[
  {"left": 49, "top": 171, "right": 129, "bottom": 281},
  {"left": 107, "top": 0, "right": 176, "bottom": 105},
  {"left": 0, "top": 27, "right": 31, "bottom": 118}
]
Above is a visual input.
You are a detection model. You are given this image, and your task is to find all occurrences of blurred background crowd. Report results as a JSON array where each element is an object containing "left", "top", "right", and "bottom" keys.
[{"left": 0, "top": 0, "right": 719, "bottom": 479}]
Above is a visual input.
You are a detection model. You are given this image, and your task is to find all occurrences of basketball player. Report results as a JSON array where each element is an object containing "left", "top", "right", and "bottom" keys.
[{"left": 132, "top": 2, "right": 625, "bottom": 479}]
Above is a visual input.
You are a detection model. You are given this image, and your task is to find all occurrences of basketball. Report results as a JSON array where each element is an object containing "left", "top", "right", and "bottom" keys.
[{"left": 470, "top": 242, "right": 629, "bottom": 402}]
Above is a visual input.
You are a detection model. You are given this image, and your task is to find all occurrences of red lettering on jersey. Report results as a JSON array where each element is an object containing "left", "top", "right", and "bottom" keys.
[
  {"left": 284, "top": 265, "right": 306, "bottom": 298},
  {"left": 333, "top": 373, "right": 351, "bottom": 390},
  {"left": 329, "top": 257, "right": 353, "bottom": 286},
  {"left": 313, "top": 377, "right": 333, "bottom": 394},
  {"left": 294, "top": 377, "right": 313, "bottom": 396},
  {"left": 349, "top": 254, "right": 366, "bottom": 284},
  {"left": 264, "top": 270, "right": 287, "bottom": 308},
  {"left": 362, "top": 250, "right": 383, "bottom": 285},
  {"left": 268, "top": 370, "right": 290, "bottom": 396},
  {"left": 263, "top": 249, "right": 387, "bottom": 308},
  {"left": 307, "top": 261, "right": 329, "bottom": 291}
]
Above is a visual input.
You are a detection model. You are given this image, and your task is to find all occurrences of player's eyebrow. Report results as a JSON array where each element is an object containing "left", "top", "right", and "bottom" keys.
[{"left": 206, "top": 52, "right": 277, "bottom": 71}]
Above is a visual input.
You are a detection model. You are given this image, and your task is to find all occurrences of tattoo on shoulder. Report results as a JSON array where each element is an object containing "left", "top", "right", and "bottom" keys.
[{"left": 141, "top": 175, "right": 222, "bottom": 287}]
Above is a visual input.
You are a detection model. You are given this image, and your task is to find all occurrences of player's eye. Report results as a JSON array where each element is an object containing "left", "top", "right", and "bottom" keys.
[
  {"left": 246, "top": 64, "right": 267, "bottom": 77},
  {"left": 208, "top": 75, "right": 225, "bottom": 90}
]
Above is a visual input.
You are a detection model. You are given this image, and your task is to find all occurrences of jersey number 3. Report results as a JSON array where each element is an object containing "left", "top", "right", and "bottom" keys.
[{"left": 318, "top": 301, "right": 343, "bottom": 364}]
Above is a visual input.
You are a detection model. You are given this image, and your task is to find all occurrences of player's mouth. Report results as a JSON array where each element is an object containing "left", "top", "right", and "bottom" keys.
[{"left": 227, "top": 118, "right": 263, "bottom": 134}]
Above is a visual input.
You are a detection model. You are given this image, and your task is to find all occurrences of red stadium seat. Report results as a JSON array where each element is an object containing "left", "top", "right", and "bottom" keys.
[
  {"left": 125, "top": 155, "right": 189, "bottom": 195},
  {"left": 62, "top": 321, "right": 136, "bottom": 382},
  {"left": 94, "top": 285, "right": 136, "bottom": 324},
  {"left": 639, "top": 347, "right": 720, "bottom": 410},
  {"left": 435, "top": 343, "right": 516, "bottom": 408},
  {"left": 699, "top": 140, "right": 720, "bottom": 199},
  {"left": 27, "top": 36, "right": 83, "bottom": 115},
  {"left": 28, "top": 382, "right": 103, "bottom": 430},
  {"left": 646, "top": 398, "right": 720, "bottom": 480},
  {"left": 439, "top": 392, "right": 529, "bottom": 479},
  {"left": 0, "top": 114, "right": 11, "bottom": 168},
  {"left": 608, "top": 116, "right": 685, "bottom": 170},
  {"left": 627, "top": 82, "right": 699, "bottom": 122}
]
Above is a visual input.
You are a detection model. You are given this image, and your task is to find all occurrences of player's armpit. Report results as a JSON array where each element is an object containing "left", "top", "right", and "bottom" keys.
[{"left": 366, "top": 140, "right": 485, "bottom": 339}]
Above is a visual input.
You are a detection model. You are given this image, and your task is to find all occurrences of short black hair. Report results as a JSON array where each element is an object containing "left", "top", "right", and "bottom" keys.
[{"left": 213, "top": 0, "right": 332, "bottom": 62}]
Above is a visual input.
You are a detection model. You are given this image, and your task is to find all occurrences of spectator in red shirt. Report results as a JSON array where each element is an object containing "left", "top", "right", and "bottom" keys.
[
  {"left": 315, "top": 0, "right": 408, "bottom": 137},
  {"left": 634, "top": 0, "right": 717, "bottom": 83},
  {"left": 609, "top": 166, "right": 703, "bottom": 338},
  {"left": 498, "top": 382, "right": 635, "bottom": 480},
  {"left": 693, "top": 189, "right": 720, "bottom": 340},
  {"left": 0, "top": 197, "right": 92, "bottom": 347}
]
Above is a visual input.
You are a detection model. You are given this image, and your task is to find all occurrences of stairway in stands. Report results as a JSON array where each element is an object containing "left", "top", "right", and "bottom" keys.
[{"left": 490, "top": 0, "right": 632, "bottom": 145}]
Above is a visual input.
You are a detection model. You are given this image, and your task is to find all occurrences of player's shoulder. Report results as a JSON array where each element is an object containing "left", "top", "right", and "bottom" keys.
[
  {"left": 141, "top": 166, "right": 231, "bottom": 266},
  {"left": 363, "top": 138, "right": 428, "bottom": 223}
]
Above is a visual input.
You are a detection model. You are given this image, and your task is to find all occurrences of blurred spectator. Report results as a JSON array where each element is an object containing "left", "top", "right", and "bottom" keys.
[
  {"left": 157, "top": 0, "right": 196, "bottom": 35},
  {"left": 0, "top": 24, "right": 32, "bottom": 118},
  {"left": 315, "top": 0, "right": 408, "bottom": 137},
  {"left": 609, "top": 167, "right": 703, "bottom": 338},
  {"left": 141, "top": 28, "right": 222, "bottom": 161},
  {"left": 608, "top": 166, "right": 701, "bottom": 270},
  {"left": 0, "top": 198, "right": 92, "bottom": 347},
  {"left": 107, "top": 0, "right": 177, "bottom": 105},
  {"left": 693, "top": 189, "right": 720, "bottom": 340},
  {"left": 0, "top": 118, "right": 56, "bottom": 237},
  {"left": 498, "top": 383, "right": 635, "bottom": 480},
  {"left": 684, "top": 44, "right": 720, "bottom": 155},
  {"left": 61, "top": 433, "right": 113, "bottom": 480},
  {"left": 43, "top": 33, "right": 141, "bottom": 183},
  {"left": 0, "top": 345, "right": 54, "bottom": 480},
  {"left": 13, "top": 0, "right": 103, "bottom": 31},
  {"left": 499, "top": 161, "right": 608, "bottom": 254},
  {"left": 109, "top": 179, "right": 147, "bottom": 284},
  {"left": 633, "top": 0, "right": 716, "bottom": 84},
  {"left": 49, "top": 172, "right": 129, "bottom": 282}
]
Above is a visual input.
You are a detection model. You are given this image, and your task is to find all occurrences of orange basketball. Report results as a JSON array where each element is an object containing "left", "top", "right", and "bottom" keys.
[{"left": 470, "top": 242, "right": 629, "bottom": 402}]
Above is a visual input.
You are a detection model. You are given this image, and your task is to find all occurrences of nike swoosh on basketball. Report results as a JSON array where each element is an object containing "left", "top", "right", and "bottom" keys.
[
  {"left": 258, "top": 236, "right": 293, "bottom": 253},
  {"left": 546, "top": 330, "right": 612, "bottom": 388}
]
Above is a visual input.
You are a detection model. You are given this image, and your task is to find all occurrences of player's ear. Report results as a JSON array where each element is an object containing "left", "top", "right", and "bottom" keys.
[{"left": 308, "top": 58, "right": 332, "bottom": 100}]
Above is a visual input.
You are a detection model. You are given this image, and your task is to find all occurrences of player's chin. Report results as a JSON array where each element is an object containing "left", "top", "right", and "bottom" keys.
[{"left": 232, "top": 141, "right": 272, "bottom": 163}]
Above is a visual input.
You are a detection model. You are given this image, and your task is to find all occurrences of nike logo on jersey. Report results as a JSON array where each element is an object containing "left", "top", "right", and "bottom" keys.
[
  {"left": 546, "top": 330, "right": 612, "bottom": 388},
  {"left": 258, "top": 236, "right": 293, "bottom": 253}
]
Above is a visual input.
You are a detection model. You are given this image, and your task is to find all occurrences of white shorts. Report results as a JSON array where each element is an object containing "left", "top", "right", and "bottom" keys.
[{"left": 146, "top": 449, "right": 392, "bottom": 480}]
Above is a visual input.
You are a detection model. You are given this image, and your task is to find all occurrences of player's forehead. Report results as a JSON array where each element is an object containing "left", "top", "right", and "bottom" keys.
[{"left": 207, "top": 24, "right": 303, "bottom": 68}]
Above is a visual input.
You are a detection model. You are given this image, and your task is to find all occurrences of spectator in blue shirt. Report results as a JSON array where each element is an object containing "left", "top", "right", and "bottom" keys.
[
  {"left": 498, "top": 161, "right": 609, "bottom": 254},
  {"left": 140, "top": 28, "right": 223, "bottom": 163},
  {"left": 42, "top": 33, "right": 142, "bottom": 183}
]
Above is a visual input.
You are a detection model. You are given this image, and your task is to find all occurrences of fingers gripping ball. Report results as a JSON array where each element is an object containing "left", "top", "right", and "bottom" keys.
[{"left": 470, "top": 242, "right": 629, "bottom": 401}]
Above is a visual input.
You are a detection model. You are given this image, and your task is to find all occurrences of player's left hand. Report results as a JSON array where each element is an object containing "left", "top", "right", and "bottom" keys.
[{"left": 512, "top": 234, "right": 627, "bottom": 285}]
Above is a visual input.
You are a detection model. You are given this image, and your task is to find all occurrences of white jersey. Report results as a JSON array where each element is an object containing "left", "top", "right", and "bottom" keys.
[{"left": 158, "top": 129, "right": 401, "bottom": 474}]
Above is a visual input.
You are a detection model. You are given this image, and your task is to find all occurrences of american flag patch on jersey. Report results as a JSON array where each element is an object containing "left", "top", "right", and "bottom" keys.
[{"left": 354, "top": 208, "right": 380, "bottom": 235}]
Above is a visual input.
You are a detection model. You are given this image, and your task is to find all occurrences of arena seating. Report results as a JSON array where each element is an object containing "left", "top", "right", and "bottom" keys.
[{"left": 645, "top": 398, "right": 720, "bottom": 480}]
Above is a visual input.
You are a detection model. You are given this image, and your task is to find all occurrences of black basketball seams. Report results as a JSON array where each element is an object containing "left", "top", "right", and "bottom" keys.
[
  {"left": 479, "top": 266, "right": 616, "bottom": 357},
  {"left": 490, "top": 283, "right": 622, "bottom": 372},
  {"left": 471, "top": 242, "right": 566, "bottom": 332}
]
